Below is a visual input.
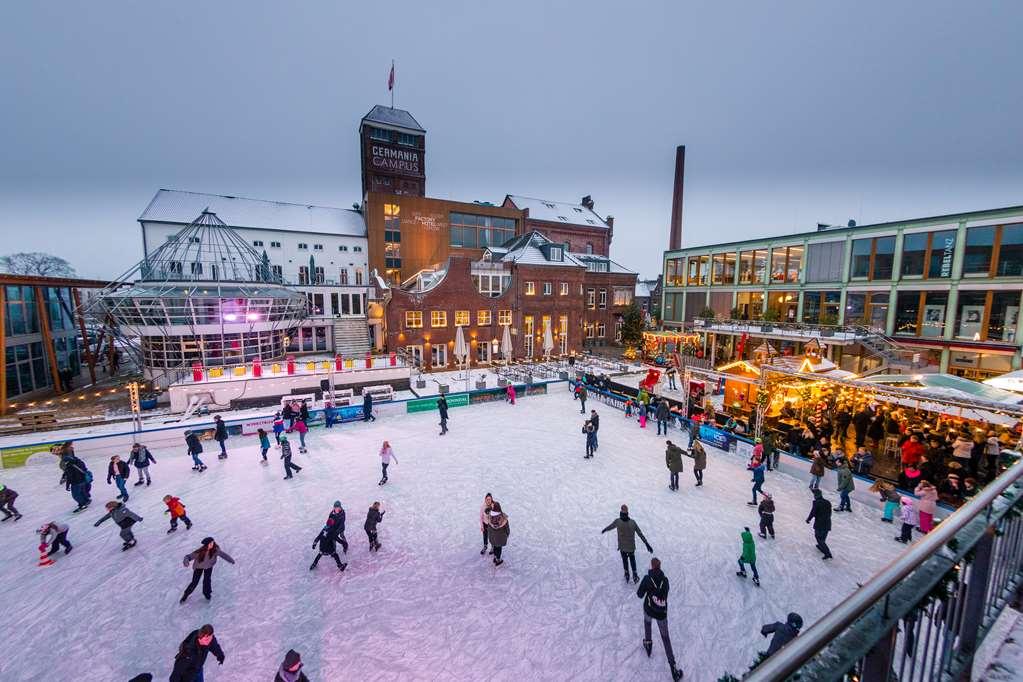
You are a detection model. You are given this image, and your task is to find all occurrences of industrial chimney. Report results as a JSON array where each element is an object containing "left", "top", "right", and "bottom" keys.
[{"left": 668, "top": 145, "right": 685, "bottom": 251}]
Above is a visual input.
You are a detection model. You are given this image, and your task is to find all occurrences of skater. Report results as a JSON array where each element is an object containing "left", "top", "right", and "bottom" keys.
[
  {"left": 310, "top": 519, "right": 347, "bottom": 571},
  {"left": 758, "top": 493, "right": 775, "bottom": 538},
  {"left": 835, "top": 458, "right": 854, "bottom": 512},
  {"left": 915, "top": 480, "right": 937, "bottom": 533},
  {"left": 362, "top": 391, "right": 376, "bottom": 421},
  {"left": 258, "top": 428, "right": 271, "bottom": 463},
  {"left": 184, "top": 430, "right": 207, "bottom": 472},
  {"left": 93, "top": 500, "right": 142, "bottom": 550},
  {"left": 60, "top": 449, "right": 93, "bottom": 511},
  {"left": 805, "top": 489, "right": 833, "bottom": 560},
  {"left": 625, "top": 398, "right": 634, "bottom": 417},
  {"left": 601, "top": 504, "right": 653, "bottom": 583},
  {"left": 163, "top": 495, "right": 193, "bottom": 533},
  {"left": 736, "top": 527, "right": 760, "bottom": 585},
  {"left": 0, "top": 484, "right": 21, "bottom": 521},
  {"left": 896, "top": 496, "right": 916, "bottom": 543},
  {"left": 180, "top": 537, "right": 236, "bottom": 602},
  {"left": 364, "top": 501, "right": 385, "bottom": 551},
  {"left": 128, "top": 442, "right": 155, "bottom": 486},
  {"left": 506, "top": 383, "right": 516, "bottom": 404},
  {"left": 871, "top": 480, "right": 901, "bottom": 523},
  {"left": 299, "top": 400, "right": 310, "bottom": 425},
  {"left": 577, "top": 384, "right": 587, "bottom": 413},
  {"left": 107, "top": 455, "right": 131, "bottom": 501},
  {"left": 656, "top": 398, "right": 671, "bottom": 435},
  {"left": 38, "top": 521, "right": 72, "bottom": 555},
  {"left": 324, "top": 402, "right": 336, "bottom": 428},
  {"left": 590, "top": 409, "right": 600, "bottom": 449},
  {"left": 686, "top": 440, "right": 707, "bottom": 486},
  {"left": 636, "top": 557, "right": 684, "bottom": 681},
  {"left": 764, "top": 431, "right": 779, "bottom": 471},
  {"left": 748, "top": 458, "right": 766, "bottom": 506},
  {"left": 213, "top": 415, "right": 229, "bottom": 458},
  {"left": 283, "top": 401, "right": 295, "bottom": 428},
  {"left": 638, "top": 401, "right": 648, "bottom": 428},
  {"left": 665, "top": 441, "right": 684, "bottom": 491},
  {"left": 378, "top": 441, "right": 397, "bottom": 484},
  {"left": 438, "top": 395, "right": 449, "bottom": 435},
  {"left": 686, "top": 417, "right": 699, "bottom": 449},
  {"left": 480, "top": 493, "right": 494, "bottom": 555},
  {"left": 290, "top": 417, "right": 309, "bottom": 452},
  {"left": 280, "top": 436, "right": 303, "bottom": 479},
  {"left": 486, "top": 501, "right": 510, "bottom": 566},
  {"left": 274, "top": 649, "right": 309, "bottom": 682},
  {"left": 808, "top": 449, "right": 827, "bottom": 490},
  {"left": 583, "top": 419, "right": 597, "bottom": 459},
  {"left": 328, "top": 501, "right": 350, "bottom": 554},
  {"left": 169, "top": 624, "right": 225, "bottom": 682},
  {"left": 760, "top": 613, "right": 803, "bottom": 659},
  {"left": 272, "top": 413, "right": 285, "bottom": 444},
  {"left": 666, "top": 365, "right": 678, "bottom": 390}
]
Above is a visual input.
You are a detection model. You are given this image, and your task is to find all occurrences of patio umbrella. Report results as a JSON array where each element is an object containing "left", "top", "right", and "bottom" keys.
[
  {"left": 543, "top": 318, "right": 555, "bottom": 358},
  {"left": 453, "top": 324, "right": 469, "bottom": 368},
  {"left": 500, "top": 323, "right": 513, "bottom": 364}
]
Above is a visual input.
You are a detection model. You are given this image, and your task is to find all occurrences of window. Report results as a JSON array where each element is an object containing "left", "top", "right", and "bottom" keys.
[
  {"left": 189, "top": 237, "right": 201, "bottom": 243},
  {"left": 845, "top": 292, "right": 889, "bottom": 331},
  {"left": 314, "top": 267, "right": 324, "bottom": 284},
  {"left": 270, "top": 241, "right": 281, "bottom": 248},
  {"left": 450, "top": 213, "right": 516, "bottom": 249},
  {"left": 271, "top": 265, "right": 282, "bottom": 280},
  {"left": 306, "top": 293, "right": 324, "bottom": 314},
  {"left": 557, "top": 216, "right": 567, "bottom": 221},
  {"left": 339, "top": 245, "right": 349, "bottom": 252},
  {"left": 872, "top": 237, "right": 895, "bottom": 279},
  {"left": 954, "top": 290, "right": 1021, "bottom": 342},
  {"left": 615, "top": 318, "right": 624, "bottom": 342},
  {"left": 330, "top": 293, "right": 338, "bottom": 316},
  {"left": 585, "top": 259, "right": 609, "bottom": 273},
  {"left": 586, "top": 243, "right": 594, "bottom": 254},
  {"left": 998, "top": 225, "right": 1023, "bottom": 276},
  {"left": 353, "top": 246, "right": 363, "bottom": 253},
  {"left": 370, "top": 127, "right": 389, "bottom": 141},
  {"left": 805, "top": 242, "right": 844, "bottom": 283},
  {"left": 596, "top": 322, "right": 606, "bottom": 338},
  {"left": 964, "top": 226, "right": 995, "bottom": 275},
  {"left": 499, "top": 310, "right": 513, "bottom": 326},
  {"left": 298, "top": 266, "right": 309, "bottom": 285},
  {"left": 850, "top": 239, "right": 872, "bottom": 278},
  {"left": 962, "top": 223, "right": 1023, "bottom": 277},
  {"left": 573, "top": 207, "right": 583, "bottom": 213},
  {"left": 542, "top": 202, "right": 555, "bottom": 209},
  {"left": 477, "top": 310, "right": 492, "bottom": 326},
  {"left": 474, "top": 273, "right": 510, "bottom": 297},
  {"left": 894, "top": 291, "right": 949, "bottom": 338},
  {"left": 355, "top": 268, "right": 364, "bottom": 285},
  {"left": 598, "top": 289, "right": 607, "bottom": 309},
  {"left": 901, "top": 233, "right": 928, "bottom": 277},
  {"left": 901, "top": 229, "right": 957, "bottom": 278},
  {"left": 252, "top": 240, "right": 264, "bottom": 247},
  {"left": 560, "top": 282, "right": 568, "bottom": 296},
  {"left": 687, "top": 256, "right": 708, "bottom": 286},
  {"left": 768, "top": 245, "right": 802, "bottom": 283},
  {"left": 559, "top": 315, "right": 569, "bottom": 353},
  {"left": 549, "top": 246, "right": 563, "bottom": 261},
  {"left": 802, "top": 291, "right": 841, "bottom": 324},
  {"left": 613, "top": 288, "right": 633, "bottom": 306},
  {"left": 523, "top": 316, "right": 534, "bottom": 357},
  {"left": 398, "top": 132, "right": 417, "bottom": 146},
  {"left": 543, "top": 282, "right": 552, "bottom": 296},
  {"left": 850, "top": 236, "right": 895, "bottom": 280},
  {"left": 298, "top": 243, "right": 308, "bottom": 250},
  {"left": 314, "top": 244, "right": 323, "bottom": 251},
  {"left": 190, "top": 262, "right": 203, "bottom": 276},
  {"left": 405, "top": 311, "right": 422, "bottom": 328},
  {"left": 666, "top": 257, "right": 685, "bottom": 287},
  {"left": 525, "top": 281, "right": 535, "bottom": 295},
  {"left": 431, "top": 344, "right": 448, "bottom": 368},
  {"left": 339, "top": 268, "right": 348, "bottom": 285},
  {"left": 587, "top": 289, "right": 596, "bottom": 309},
  {"left": 711, "top": 253, "right": 736, "bottom": 285},
  {"left": 455, "top": 310, "right": 469, "bottom": 326},
  {"left": 431, "top": 311, "right": 447, "bottom": 327}
]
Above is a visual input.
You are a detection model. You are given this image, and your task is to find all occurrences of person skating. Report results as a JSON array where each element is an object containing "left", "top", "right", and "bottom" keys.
[
  {"left": 274, "top": 649, "right": 309, "bottom": 682},
  {"left": 760, "top": 613, "right": 803, "bottom": 660},
  {"left": 310, "top": 519, "right": 347, "bottom": 571},
  {"left": 291, "top": 418, "right": 309, "bottom": 453},
  {"left": 601, "top": 504, "right": 653, "bottom": 583},
  {"left": 686, "top": 418, "right": 699, "bottom": 449},
  {"left": 895, "top": 496, "right": 916, "bottom": 543},
  {"left": 835, "top": 458, "right": 854, "bottom": 512},
  {"left": 480, "top": 493, "right": 494, "bottom": 555},
  {"left": 736, "top": 527, "right": 760, "bottom": 586},
  {"left": 665, "top": 441, "right": 684, "bottom": 491},
  {"left": 107, "top": 455, "right": 131, "bottom": 502},
  {"left": 180, "top": 537, "right": 236, "bottom": 602},
  {"left": 583, "top": 420, "right": 597, "bottom": 459},
  {"left": 258, "top": 428, "right": 271, "bottom": 464},
  {"left": 280, "top": 436, "right": 303, "bottom": 479},
  {"left": 299, "top": 400, "right": 310, "bottom": 425},
  {"left": 184, "top": 430, "right": 207, "bottom": 472},
  {"left": 272, "top": 413, "right": 285, "bottom": 445},
  {"left": 805, "top": 489, "right": 833, "bottom": 560},
  {"left": 506, "top": 383, "right": 516, "bottom": 404},
  {"left": 169, "top": 624, "right": 225, "bottom": 682},
  {"left": 577, "top": 384, "right": 587, "bottom": 414},
  {"left": 378, "top": 441, "right": 397, "bottom": 484},
  {"left": 747, "top": 459, "right": 766, "bottom": 506},
  {"left": 93, "top": 500, "right": 143, "bottom": 551},
  {"left": 758, "top": 493, "right": 775, "bottom": 539},
  {"left": 59, "top": 449, "right": 92, "bottom": 512},
  {"left": 38, "top": 521, "right": 72, "bottom": 555},
  {"left": 666, "top": 365, "right": 678, "bottom": 390},
  {"left": 589, "top": 409, "right": 600, "bottom": 449},
  {"left": 685, "top": 440, "right": 706, "bottom": 486},
  {"left": 327, "top": 501, "right": 350, "bottom": 554},
  {"left": 0, "top": 484, "right": 21, "bottom": 521},
  {"left": 364, "top": 501, "right": 385, "bottom": 551},
  {"left": 438, "top": 395, "right": 449, "bottom": 435},
  {"left": 914, "top": 480, "right": 938, "bottom": 533},
  {"left": 213, "top": 415, "right": 229, "bottom": 459},
  {"left": 163, "top": 495, "right": 193, "bottom": 533},
  {"left": 638, "top": 401, "right": 649, "bottom": 429},
  {"left": 636, "top": 557, "right": 684, "bottom": 681},
  {"left": 808, "top": 450, "right": 827, "bottom": 490},
  {"left": 655, "top": 399, "right": 671, "bottom": 436},
  {"left": 486, "top": 501, "right": 510, "bottom": 566},
  {"left": 870, "top": 480, "right": 901, "bottom": 523},
  {"left": 282, "top": 401, "right": 295, "bottom": 428},
  {"left": 128, "top": 442, "right": 156, "bottom": 486},
  {"left": 363, "top": 390, "right": 377, "bottom": 422}
]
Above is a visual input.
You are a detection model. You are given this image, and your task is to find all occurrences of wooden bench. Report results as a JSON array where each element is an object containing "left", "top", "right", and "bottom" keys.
[
  {"left": 18, "top": 412, "right": 58, "bottom": 431},
  {"left": 362, "top": 384, "right": 394, "bottom": 402}
]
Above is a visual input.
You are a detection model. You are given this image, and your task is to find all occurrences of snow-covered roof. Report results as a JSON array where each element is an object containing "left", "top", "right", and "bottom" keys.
[
  {"left": 140, "top": 190, "right": 366, "bottom": 237},
  {"left": 492, "top": 231, "right": 586, "bottom": 268},
  {"left": 361, "top": 105, "right": 425, "bottom": 133},
  {"left": 505, "top": 195, "right": 610, "bottom": 228},
  {"left": 569, "top": 252, "right": 637, "bottom": 274},
  {"left": 635, "top": 281, "right": 653, "bottom": 298}
]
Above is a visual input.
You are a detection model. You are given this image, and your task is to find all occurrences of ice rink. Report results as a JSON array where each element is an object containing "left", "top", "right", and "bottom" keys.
[{"left": 0, "top": 389, "right": 904, "bottom": 681}]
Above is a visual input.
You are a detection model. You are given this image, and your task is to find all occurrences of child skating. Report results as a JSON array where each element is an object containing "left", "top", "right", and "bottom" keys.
[
  {"left": 38, "top": 521, "right": 72, "bottom": 556},
  {"left": 280, "top": 436, "right": 303, "bottom": 479},
  {"left": 0, "top": 484, "right": 22, "bottom": 521},
  {"left": 257, "top": 429, "right": 271, "bottom": 464},
  {"left": 757, "top": 493, "right": 775, "bottom": 539},
  {"left": 310, "top": 519, "right": 347, "bottom": 571},
  {"left": 94, "top": 500, "right": 143, "bottom": 551},
  {"left": 736, "top": 526, "right": 760, "bottom": 586},
  {"left": 378, "top": 441, "right": 397, "bottom": 485},
  {"left": 163, "top": 495, "right": 193, "bottom": 533},
  {"left": 365, "top": 501, "right": 385, "bottom": 551},
  {"left": 870, "top": 480, "right": 900, "bottom": 523}
]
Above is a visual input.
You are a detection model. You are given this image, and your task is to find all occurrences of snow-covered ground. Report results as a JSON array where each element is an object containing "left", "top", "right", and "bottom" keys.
[{"left": 0, "top": 391, "right": 903, "bottom": 681}]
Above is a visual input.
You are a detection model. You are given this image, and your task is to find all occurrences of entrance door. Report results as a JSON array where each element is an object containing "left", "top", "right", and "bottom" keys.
[
  {"left": 406, "top": 345, "right": 424, "bottom": 368},
  {"left": 431, "top": 344, "right": 447, "bottom": 369}
]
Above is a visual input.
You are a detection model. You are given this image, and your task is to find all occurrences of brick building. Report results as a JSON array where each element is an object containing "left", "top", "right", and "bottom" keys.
[{"left": 503, "top": 194, "right": 614, "bottom": 256}]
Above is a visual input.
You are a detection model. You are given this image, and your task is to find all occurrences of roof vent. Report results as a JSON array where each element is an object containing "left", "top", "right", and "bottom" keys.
[{"left": 581, "top": 195, "right": 595, "bottom": 210}]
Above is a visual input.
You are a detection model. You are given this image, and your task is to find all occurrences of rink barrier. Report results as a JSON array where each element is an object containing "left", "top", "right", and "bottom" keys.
[
  {"left": 744, "top": 457, "right": 1023, "bottom": 682},
  {"left": 0, "top": 380, "right": 564, "bottom": 469}
]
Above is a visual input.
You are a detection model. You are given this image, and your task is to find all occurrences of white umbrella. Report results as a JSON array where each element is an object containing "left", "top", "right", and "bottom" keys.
[
  {"left": 500, "top": 324, "right": 513, "bottom": 364},
  {"left": 543, "top": 319, "right": 555, "bottom": 358},
  {"left": 453, "top": 324, "right": 469, "bottom": 368}
]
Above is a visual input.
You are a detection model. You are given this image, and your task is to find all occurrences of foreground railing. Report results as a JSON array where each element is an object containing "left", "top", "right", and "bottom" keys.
[{"left": 746, "top": 458, "right": 1023, "bottom": 682}]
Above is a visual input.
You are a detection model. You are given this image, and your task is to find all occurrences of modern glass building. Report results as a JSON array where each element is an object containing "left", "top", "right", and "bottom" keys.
[{"left": 661, "top": 205, "right": 1023, "bottom": 379}]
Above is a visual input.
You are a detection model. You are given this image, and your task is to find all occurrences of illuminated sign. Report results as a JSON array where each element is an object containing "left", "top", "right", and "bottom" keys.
[{"left": 370, "top": 144, "right": 421, "bottom": 175}]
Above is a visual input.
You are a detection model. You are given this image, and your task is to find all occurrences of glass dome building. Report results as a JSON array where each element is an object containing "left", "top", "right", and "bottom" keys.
[{"left": 92, "top": 210, "right": 308, "bottom": 375}]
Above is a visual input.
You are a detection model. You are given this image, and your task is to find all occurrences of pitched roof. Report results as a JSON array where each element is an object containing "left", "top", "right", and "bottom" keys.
[
  {"left": 139, "top": 189, "right": 366, "bottom": 237},
  {"left": 361, "top": 105, "right": 425, "bottom": 133},
  {"left": 635, "top": 281, "right": 652, "bottom": 298},
  {"left": 569, "top": 252, "right": 637, "bottom": 274},
  {"left": 505, "top": 195, "right": 610, "bottom": 229},
  {"left": 490, "top": 231, "right": 585, "bottom": 268}
]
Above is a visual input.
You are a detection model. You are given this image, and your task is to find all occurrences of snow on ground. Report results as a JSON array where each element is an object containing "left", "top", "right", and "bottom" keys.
[
  {"left": 978, "top": 607, "right": 1023, "bottom": 681},
  {"left": 0, "top": 391, "right": 903, "bottom": 681}
]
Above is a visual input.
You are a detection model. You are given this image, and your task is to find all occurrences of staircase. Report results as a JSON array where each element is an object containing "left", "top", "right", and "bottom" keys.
[
  {"left": 333, "top": 317, "right": 371, "bottom": 356},
  {"left": 854, "top": 328, "right": 929, "bottom": 376}
]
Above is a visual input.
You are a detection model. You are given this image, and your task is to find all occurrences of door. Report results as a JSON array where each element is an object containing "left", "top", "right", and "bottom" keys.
[{"left": 406, "top": 345, "right": 424, "bottom": 368}]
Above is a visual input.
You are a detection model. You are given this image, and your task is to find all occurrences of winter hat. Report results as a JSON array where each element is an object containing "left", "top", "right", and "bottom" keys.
[
  {"left": 333, "top": 500, "right": 342, "bottom": 508},
  {"left": 201, "top": 536, "right": 215, "bottom": 545},
  {"left": 283, "top": 650, "right": 302, "bottom": 670},
  {"left": 812, "top": 489, "right": 822, "bottom": 499},
  {"left": 787, "top": 613, "right": 804, "bottom": 630}
]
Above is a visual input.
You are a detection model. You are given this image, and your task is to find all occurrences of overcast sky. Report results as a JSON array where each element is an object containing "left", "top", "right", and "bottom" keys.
[{"left": 2, "top": 1, "right": 1021, "bottom": 280}]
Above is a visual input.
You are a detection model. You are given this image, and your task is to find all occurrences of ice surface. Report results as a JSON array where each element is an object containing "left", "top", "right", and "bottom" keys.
[{"left": 0, "top": 391, "right": 903, "bottom": 681}]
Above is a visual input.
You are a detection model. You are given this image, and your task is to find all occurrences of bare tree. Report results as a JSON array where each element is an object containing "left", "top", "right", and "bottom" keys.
[{"left": 0, "top": 252, "right": 77, "bottom": 278}]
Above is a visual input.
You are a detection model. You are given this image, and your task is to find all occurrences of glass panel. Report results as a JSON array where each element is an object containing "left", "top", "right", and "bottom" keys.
[
  {"left": 955, "top": 291, "right": 988, "bottom": 339},
  {"left": 770, "top": 248, "right": 786, "bottom": 283},
  {"left": 753, "top": 250, "right": 766, "bottom": 284},
  {"left": 850, "top": 239, "right": 871, "bottom": 278},
  {"left": 802, "top": 291, "right": 822, "bottom": 323},
  {"left": 901, "top": 233, "right": 928, "bottom": 276},
  {"left": 738, "top": 251, "right": 754, "bottom": 284},
  {"left": 963, "top": 226, "right": 995, "bottom": 274},
  {"left": 711, "top": 254, "right": 725, "bottom": 285},
  {"left": 988, "top": 290, "right": 1020, "bottom": 342},
  {"left": 996, "top": 224, "right": 1023, "bottom": 277},
  {"left": 894, "top": 292, "right": 920, "bottom": 335},
  {"left": 786, "top": 246, "right": 802, "bottom": 283},
  {"left": 873, "top": 237, "right": 895, "bottom": 280},
  {"left": 845, "top": 293, "right": 866, "bottom": 325},
  {"left": 921, "top": 291, "right": 949, "bottom": 338},
  {"left": 927, "top": 230, "right": 956, "bottom": 278}
]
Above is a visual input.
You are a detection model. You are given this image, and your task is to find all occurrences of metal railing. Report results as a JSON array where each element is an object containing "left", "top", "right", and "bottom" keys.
[{"left": 746, "top": 457, "right": 1023, "bottom": 682}]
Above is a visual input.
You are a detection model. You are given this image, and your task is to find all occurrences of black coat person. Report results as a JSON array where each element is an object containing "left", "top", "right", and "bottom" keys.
[
  {"left": 761, "top": 613, "right": 803, "bottom": 658},
  {"left": 437, "top": 396, "right": 449, "bottom": 435},
  {"left": 169, "top": 625, "right": 225, "bottom": 682},
  {"left": 213, "top": 416, "right": 229, "bottom": 457},
  {"left": 805, "top": 490, "right": 833, "bottom": 559},
  {"left": 363, "top": 392, "right": 376, "bottom": 422}
]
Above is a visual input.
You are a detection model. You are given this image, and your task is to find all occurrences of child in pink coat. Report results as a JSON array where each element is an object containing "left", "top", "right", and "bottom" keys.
[
  {"left": 378, "top": 441, "right": 397, "bottom": 485},
  {"left": 506, "top": 384, "right": 516, "bottom": 405},
  {"left": 914, "top": 480, "right": 938, "bottom": 533}
]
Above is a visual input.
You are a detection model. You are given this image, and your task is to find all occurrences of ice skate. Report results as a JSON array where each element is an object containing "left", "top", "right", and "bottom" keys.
[
  {"left": 752, "top": 576, "right": 760, "bottom": 586},
  {"left": 121, "top": 539, "right": 137, "bottom": 551},
  {"left": 643, "top": 640, "right": 652, "bottom": 657},
  {"left": 493, "top": 558, "right": 504, "bottom": 566},
  {"left": 134, "top": 481, "right": 145, "bottom": 487},
  {"left": 736, "top": 570, "right": 747, "bottom": 579},
  {"left": 672, "top": 666, "right": 684, "bottom": 680},
  {"left": 1, "top": 514, "right": 11, "bottom": 522},
  {"left": 339, "top": 563, "right": 347, "bottom": 572},
  {"left": 758, "top": 532, "right": 767, "bottom": 539},
  {"left": 632, "top": 572, "right": 639, "bottom": 584},
  {"left": 373, "top": 542, "right": 381, "bottom": 551},
  {"left": 167, "top": 527, "right": 177, "bottom": 534},
  {"left": 480, "top": 547, "right": 487, "bottom": 555}
]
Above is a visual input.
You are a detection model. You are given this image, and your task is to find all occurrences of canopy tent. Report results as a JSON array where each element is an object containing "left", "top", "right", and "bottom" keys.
[
  {"left": 542, "top": 319, "right": 555, "bottom": 358},
  {"left": 500, "top": 324, "right": 513, "bottom": 364},
  {"left": 453, "top": 325, "right": 469, "bottom": 368},
  {"left": 984, "top": 370, "right": 1023, "bottom": 397}
]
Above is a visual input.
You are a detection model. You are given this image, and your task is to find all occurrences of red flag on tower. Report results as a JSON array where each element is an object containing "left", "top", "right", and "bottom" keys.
[{"left": 388, "top": 62, "right": 395, "bottom": 91}]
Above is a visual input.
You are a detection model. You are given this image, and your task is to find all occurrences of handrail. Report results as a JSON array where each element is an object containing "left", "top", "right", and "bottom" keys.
[{"left": 747, "top": 457, "right": 1023, "bottom": 681}]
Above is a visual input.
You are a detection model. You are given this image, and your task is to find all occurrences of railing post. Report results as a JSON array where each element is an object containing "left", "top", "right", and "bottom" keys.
[
  {"left": 955, "top": 524, "right": 997, "bottom": 679},
  {"left": 860, "top": 623, "right": 898, "bottom": 682}
]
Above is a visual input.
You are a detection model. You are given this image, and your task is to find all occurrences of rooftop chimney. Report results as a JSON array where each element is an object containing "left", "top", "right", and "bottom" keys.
[
  {"left": 581, "top": 195, "right": 594, "bottom": 210},
  {"left": 668, "top": 145, "right": 685, "bottom": 251}
]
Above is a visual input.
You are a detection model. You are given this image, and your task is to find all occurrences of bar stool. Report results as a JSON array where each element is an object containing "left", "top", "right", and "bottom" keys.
[{"left": 883, "top": 435, "right": 900, "bottom": 460}]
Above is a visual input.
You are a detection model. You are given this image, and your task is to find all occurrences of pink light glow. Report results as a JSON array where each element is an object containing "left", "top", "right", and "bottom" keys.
[
  {"left": 246, "top": 312, "right": 260, "bottom": 321},
  {"left": 223, "top": 313, "right": 238, "bottom": 322}
]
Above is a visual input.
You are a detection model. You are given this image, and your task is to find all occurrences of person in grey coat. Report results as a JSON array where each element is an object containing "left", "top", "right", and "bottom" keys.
[
  {"left": 93, "top": 500, "right": 143, "bottom": 550},
  {"left": 602, "top": 504, "right": 653, "bottom": 583},
  {"left": 686, "top": 440, "right": 707, "bottom": 486},
  {"left": 835, "top": 458, "right": 855, "bottom": 512},
  {"left": 655, "top": 400, "right": 671, "bottom": 435},
  {"left": 180, "top": 537, "right": 236, "bottom": 603},
  {"left": 280, "top": 436, "right": 303, "bottom": 480},
  {"left": 665, "top": 441, "right": 684, "bottom": 491},
  {"left": 128, "top": 443, "right": 156, "bottom": 486},
  {"left": 485, "top": 501, "right": 510, "bottom": 566}
]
